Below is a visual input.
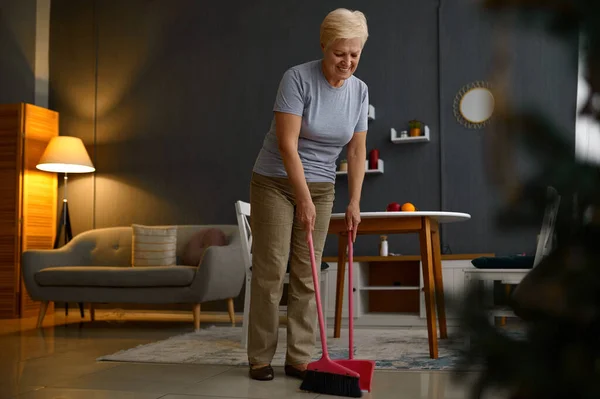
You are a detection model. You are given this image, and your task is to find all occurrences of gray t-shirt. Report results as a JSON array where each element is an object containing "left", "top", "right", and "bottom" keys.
[{"left": 253, "top": 59, "right": 369, "bottom": 183}]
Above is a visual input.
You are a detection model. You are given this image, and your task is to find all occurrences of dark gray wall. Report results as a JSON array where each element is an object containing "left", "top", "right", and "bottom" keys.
[
  {"left": 0, "top": 0, "right": 37, "bottom": 104},
  {"left": 439, "top": 1, "right": 578, "bottom": 255},
  {"left": 48, "top": 0, "right": 578, "bottom": 264},
  {"left": 48, "top": 0, "right": 97, "bottom": 236}
]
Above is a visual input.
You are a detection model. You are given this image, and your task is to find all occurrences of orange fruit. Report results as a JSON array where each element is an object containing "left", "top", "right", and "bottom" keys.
[{"left": 401, "top": 202, "right": 416, "bottom": 212}]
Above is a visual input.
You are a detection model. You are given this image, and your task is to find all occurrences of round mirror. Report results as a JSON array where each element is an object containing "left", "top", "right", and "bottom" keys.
[
  {"left": 460, "top": 88, "right": 494, "bottom": 123},
  {"left": 453, "top": 81, "right": 495, "bottom": 129}
]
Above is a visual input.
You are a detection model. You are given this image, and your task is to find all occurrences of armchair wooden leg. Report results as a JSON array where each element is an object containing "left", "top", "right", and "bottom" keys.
[
  {"left": 37, "top": 301, "right": 50, "bottom": 328},
  {"left": 227, "top": 298, "right": 235, "bottom": 326},
  {"left": 193, "top": 304, "right": 201, "bottom": 331}
]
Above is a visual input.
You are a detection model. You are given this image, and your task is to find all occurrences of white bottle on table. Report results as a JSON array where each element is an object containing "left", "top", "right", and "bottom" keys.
[{"left": 379, "top": 235, "right": 388, "bottom": 256}]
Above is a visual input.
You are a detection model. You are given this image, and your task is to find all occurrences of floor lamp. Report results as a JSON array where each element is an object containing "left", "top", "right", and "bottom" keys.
[{"left": 36, "top": 136, "right": 95, "bottom": 317}]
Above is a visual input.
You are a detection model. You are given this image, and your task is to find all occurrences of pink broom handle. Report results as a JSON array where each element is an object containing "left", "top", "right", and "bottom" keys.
[
  {"left": 348, "top": 232, "right": 354, "bottom": 360},
  {"left": 307, "top": 233, "right": 329, "bottom": 358}
]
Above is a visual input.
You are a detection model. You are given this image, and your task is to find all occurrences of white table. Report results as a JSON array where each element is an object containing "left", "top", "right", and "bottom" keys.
[{"left": 328, "top": 211, "right": 471, "bottom": 359}]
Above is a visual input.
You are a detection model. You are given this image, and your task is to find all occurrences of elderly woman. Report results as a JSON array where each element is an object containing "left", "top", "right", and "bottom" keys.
[{"left": 248, "top": 8, "right": 369, "bottom": 381}]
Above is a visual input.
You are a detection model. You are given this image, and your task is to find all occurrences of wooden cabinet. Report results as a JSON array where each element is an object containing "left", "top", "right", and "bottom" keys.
[
  {"left": 419, "top": 259, "right": 475, "bottom": 320},
  {"left": 0, "top": 103, "right": 58, "bottom": 319},
  {"left": 324, "top": 254, "right": 492, "bottom": 327}
]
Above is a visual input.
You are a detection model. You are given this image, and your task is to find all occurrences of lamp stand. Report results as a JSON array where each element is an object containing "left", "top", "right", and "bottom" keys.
[
  {"left": 54, "top": 174, "right": 73, "bottom": 248},
  {"left": 54, "top": 173, "right": 84, "bottom": 318}
]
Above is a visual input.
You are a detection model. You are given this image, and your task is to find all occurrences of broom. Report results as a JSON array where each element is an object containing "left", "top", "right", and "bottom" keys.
[
  {"left": 334, "top": 232, "right": 376, "bottom": 393},
  {"left": 299, "top": 232, "right": 362, "bottom": 398}
]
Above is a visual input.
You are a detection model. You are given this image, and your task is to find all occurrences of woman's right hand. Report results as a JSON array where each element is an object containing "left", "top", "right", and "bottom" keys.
[{"left": 296, "top": 198, "right": 316, "bottom": 240}]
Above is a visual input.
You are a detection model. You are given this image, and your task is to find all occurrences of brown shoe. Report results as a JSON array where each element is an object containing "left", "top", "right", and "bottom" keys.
[
  {"left": 284, "top": 364, "right": 307, "bottom": 380},
  {"left": 249, "top": 364, "right": 274, "bottom": 381}
]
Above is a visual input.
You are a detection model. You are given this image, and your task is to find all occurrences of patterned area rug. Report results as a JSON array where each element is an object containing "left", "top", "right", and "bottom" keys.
[{"left": 97, "top": 326, "right": 474, "bottom": 370}]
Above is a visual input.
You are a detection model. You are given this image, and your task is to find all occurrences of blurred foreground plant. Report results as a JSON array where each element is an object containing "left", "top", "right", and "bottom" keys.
[{"left": 456, "top": 1, "right": 600, "bottom": 398}]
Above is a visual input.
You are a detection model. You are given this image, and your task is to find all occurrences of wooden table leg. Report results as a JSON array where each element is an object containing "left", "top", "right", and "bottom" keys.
[
  {"left": 431, "top": 220, "right": 447, "bottom": 339},
  {"left": 334, "top": 233, "right": 347, "bottom": 338},
  {"left": 419, "top": 217, "right": 438, "bottom": 359}
]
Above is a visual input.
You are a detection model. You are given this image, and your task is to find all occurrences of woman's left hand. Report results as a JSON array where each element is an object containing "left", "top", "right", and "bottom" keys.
[{"left": 345, "top": 202, "right": 361, "bottom": 242}]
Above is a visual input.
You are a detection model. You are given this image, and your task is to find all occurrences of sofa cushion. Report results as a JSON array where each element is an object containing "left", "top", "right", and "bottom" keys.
[
  {"left": 182, "top": 228, "right": 228, "bottom": 266},
  {"left": 471, "top": 255, "right": 534, "bottom": 269},
  {"left": 35, "top": 266, "right": 196, "bottom": 288},
  {"left": 132, "top": 224, "right": 177, "bottom": 267}
]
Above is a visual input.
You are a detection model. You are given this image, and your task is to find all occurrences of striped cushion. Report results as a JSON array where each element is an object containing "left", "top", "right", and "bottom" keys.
[{"left": 131, "top": 224, "right": 177, "bottom": 267}]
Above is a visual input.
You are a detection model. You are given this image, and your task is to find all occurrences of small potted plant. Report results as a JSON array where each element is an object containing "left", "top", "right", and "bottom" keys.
[
  {"left": 409, "top": 120, "right": 422, "bottom": 137},
  {"left": 339, "top": 159, "right": 348, "bottom": 172}
]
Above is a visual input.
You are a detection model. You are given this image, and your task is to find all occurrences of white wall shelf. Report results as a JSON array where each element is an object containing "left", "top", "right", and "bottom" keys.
[
  {"left": 368, "top": 104, "right": 375, "bottom": 121},
  {"left": 336, "top": 159, "right": 383, "bottom": 176},
  {"left": 390, "top": 126, "right": 430, "bottom": 144}
]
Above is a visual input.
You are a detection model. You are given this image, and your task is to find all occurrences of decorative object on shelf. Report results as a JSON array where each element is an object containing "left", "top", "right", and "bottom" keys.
[
  {"left": 338, "top": 159, "right": 348, "bottom": 172},
  {"left": 368, "top": 104, "right": 375, "bottom": 121},
  {"left": 379, "top": 235, "right": 389, "bottom": 256},
  {"left": 390, "top": 126, "right": 430, "bottom": 144},
  {"left": 386, "top": 202, "right": 401, "bottom": 212},
  {"left": 453, "top": 80, "right": 495, "bottom": 129},
  {"left": 408, "top": 120, "right": 423, "bottom": 137},
  {"left": 368, "top": 149, "right": 379, "bottom": 170}
]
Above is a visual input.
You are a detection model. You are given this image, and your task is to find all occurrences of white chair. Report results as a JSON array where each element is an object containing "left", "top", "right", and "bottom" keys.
[
  {"left": 463, "top": 187, "right": 561, "bottom": 320},
  {"left": 235, "top": 200, "right": 329, "bottom": 349}
]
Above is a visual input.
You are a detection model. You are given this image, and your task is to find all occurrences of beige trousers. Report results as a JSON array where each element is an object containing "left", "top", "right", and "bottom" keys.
[{"left": 247, "top": 172, "right": 334, "bottom": 366}]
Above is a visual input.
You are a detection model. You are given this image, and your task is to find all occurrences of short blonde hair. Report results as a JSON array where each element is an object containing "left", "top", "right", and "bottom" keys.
[{"left": 320, "top": 8, "right": 369, "bottom": 50}]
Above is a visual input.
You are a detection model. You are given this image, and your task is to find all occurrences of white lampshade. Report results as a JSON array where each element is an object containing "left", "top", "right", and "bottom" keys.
[{"left": 36, "top": 136, "right": 95, "bottom": 173}]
